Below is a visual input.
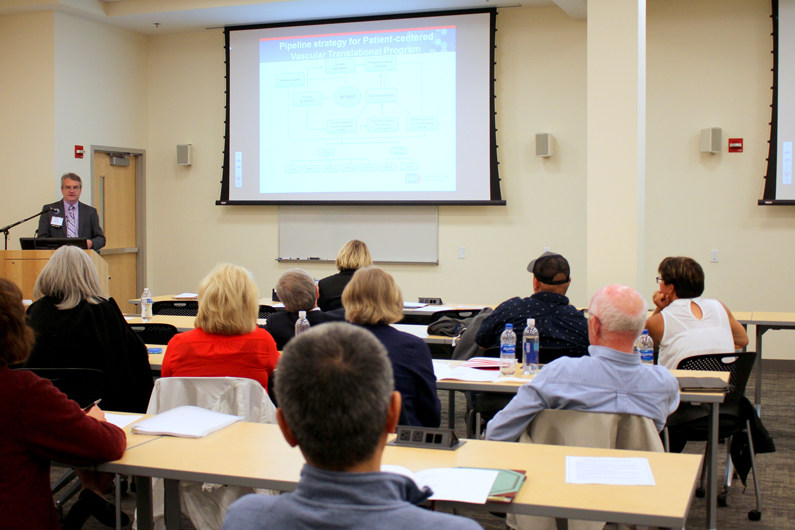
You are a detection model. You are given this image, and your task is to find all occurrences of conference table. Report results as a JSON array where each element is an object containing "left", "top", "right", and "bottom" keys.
[
  {"left": 434, "top": 360, "right": 729, "bottom": 530},
  {"left": 126, "top": 315, "right": 455, "bottom": 345},
  {"left": 102, "top": 419, "right": 702, "bottom": 530}
]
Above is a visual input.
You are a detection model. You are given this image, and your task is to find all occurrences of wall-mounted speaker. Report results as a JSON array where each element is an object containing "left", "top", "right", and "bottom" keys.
[
  {"left": 700, "top": 128, "right": 722, "bottom": 154},
  {"left": 536, "top": 133, "right": 553, "bottom": 157},
  {"left": 177, "top": 144, "right": 192, "bottom": 166}
]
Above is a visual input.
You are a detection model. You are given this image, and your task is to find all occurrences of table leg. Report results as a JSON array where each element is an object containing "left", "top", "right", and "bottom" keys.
[
  {"left": 448, "top": 390, "right": 455, "bottom": 429},
  {"left": 706, "top": 401, "right": 719, "bottom": 530},
  {"left": 555, "top": 517, "right": 569, "bottom": 530},
  {"left": 164, "top": 479, "right": 181, "bottom": 530},
  {"left": 133, "top": 476, "right": 153, "bottom": 530},
  {"left": 115, "top": 475, "right": 121, "bottom": 530},
  {"left": 754, "top": 325, "right": 766, "bottom": 415}
]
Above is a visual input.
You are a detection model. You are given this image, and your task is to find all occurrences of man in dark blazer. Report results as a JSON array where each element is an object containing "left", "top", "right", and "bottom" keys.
[
  {"left": 37, "top": 173, "right": 105, "bottom": 250},
  {"left": 264, "top": 268, "right": 345, "bottom": 350}
]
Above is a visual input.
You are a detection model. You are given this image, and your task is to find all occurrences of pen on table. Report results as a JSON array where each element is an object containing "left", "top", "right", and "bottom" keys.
[{"left": 83, "top": 398, "right": 102, "bottom": 412}]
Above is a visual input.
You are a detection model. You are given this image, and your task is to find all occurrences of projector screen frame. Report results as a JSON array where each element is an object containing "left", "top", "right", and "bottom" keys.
[
  {"left": 218, "top": 8, "right": 504, "bottom": 206},
  {"left": 758, "top": 0, "right": 795, "bottom": 206}
]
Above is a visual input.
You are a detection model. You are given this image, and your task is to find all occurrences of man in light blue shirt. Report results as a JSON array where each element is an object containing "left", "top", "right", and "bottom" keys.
[{"left": 486, "top": 284, "right": 680, "bottom": 442}]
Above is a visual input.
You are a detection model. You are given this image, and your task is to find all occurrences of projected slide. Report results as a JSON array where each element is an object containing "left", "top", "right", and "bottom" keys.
[{"left": 258, "top": 26, "right": 456, "bottom": 194}]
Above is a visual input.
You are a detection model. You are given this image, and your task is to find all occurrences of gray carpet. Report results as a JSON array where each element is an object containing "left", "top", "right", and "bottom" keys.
[{"left": 55, "top": 368, "right": 792, "bottom": 530}]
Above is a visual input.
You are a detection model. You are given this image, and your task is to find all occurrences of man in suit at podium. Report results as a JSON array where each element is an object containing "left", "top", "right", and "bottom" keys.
[{"left": 37, "top": 173, "right": 105, "bottom": 250}]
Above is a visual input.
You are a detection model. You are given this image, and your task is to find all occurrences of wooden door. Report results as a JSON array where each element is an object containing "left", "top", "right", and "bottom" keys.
[{"left": 94, "top": 153, "right": 138, "bottom": 313}]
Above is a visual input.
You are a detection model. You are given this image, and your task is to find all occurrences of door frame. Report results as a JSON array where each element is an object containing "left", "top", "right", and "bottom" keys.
[{"left": 89, "top": 145, "right": 147, "bottom": 295}]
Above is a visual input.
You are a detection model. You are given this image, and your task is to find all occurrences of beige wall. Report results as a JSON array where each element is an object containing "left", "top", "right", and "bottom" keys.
[
  {"left": 0, "top": 12, "right": 55, "bottom": 242},
  {"left": 54, "top": 11, "right": 149, "bottom": 202}
]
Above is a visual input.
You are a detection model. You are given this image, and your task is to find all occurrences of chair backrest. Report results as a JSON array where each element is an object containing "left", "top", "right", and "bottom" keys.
[
  {"left": 676, "top": 351, "right": 756, "bottom": 404},
  {"left": 147, "top": 376, "right": 276, "bottom": 424},
  {"left": 258, "top": 305, "right": 278, "bottom": 319},
  {"left": 16, "top": 368, "right": 108, "bottom": 410},
  {"left": 522, "top": 409, "right": 664, "bottom": 452},
  {"left": 430, "top": 309, "right": 482, "bottom": 322},
  {"left": 152, "top": 301, "right": 199, "bottom": 316},
  {"left": 129, "top": 323, "right": 179, "bottom": 345}
]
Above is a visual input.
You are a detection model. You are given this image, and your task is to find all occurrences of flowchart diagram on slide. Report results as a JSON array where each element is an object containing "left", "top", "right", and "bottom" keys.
[{"left": 256, "top": 27, "right": 457, "bottom": 194}]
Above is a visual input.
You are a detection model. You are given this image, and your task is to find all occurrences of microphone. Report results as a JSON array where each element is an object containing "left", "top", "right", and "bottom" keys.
[{"left": 49, "top": 207, "right": 60, "bottom": 214}]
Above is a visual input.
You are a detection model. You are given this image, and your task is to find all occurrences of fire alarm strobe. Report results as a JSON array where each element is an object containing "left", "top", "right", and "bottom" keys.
[{"left": 728, "top": 138, "right": 743, "bottom": 153}]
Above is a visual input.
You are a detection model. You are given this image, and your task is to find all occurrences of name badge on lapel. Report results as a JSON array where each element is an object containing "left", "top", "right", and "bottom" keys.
[{"left": 51, "top": 217, "right": 64, "bottom": 228}]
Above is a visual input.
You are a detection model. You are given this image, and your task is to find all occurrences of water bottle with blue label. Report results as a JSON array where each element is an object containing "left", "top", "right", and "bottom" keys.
[
  {"left": 499, "top": 323, "right": 517, "bottom": 376},
  {"left": 523, "top": 318, "right": 540, "bottom": 375},
  {"left": 635, "top": 329, "right": 654, "bottom": 365},
  {"left": 141, "top": 287, "right": 153, "bottom": 322}
]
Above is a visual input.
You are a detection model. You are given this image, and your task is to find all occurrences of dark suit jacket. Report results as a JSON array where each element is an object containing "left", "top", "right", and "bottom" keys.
[
  {"left": 263, "top": 309, "right": 346, "bottom": 350},
  {"left": 317, "top": 270, "right": 356, "bottom": 312},
  {"left": 24, "top": 297, "right": 154, "bottom": 413},
  {"left": 37, "top": 200, "right": 106, "bottom": 250}
]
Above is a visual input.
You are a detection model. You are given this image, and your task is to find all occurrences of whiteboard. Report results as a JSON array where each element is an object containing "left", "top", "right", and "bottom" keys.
[{"left": 278, "top": 205, "right": 438, "bottom": 264}]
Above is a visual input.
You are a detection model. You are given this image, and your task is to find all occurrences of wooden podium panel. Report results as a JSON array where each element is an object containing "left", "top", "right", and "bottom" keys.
[{"left": 0, "top": 250, "right": 109, "bottom": 300}]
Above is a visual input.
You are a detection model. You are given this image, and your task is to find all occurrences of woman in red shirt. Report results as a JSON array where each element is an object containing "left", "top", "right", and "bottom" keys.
[{"left": 162, "top": 264, "right": 279, "bottom": 392}]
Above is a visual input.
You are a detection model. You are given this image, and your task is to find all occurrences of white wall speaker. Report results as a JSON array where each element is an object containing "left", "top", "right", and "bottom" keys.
[
  {"left": 536, "top": 133, "right": 553, "bottom": 157},
  {"left": 176, "top": 144, "right": 192, "bottom": 166},
  {"left": 700, "top": 128, "right": 721, "bottom": 153}
]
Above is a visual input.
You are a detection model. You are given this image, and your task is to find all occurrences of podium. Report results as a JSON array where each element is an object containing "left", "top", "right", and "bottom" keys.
[{"left": 0, "top": 250, "right": 109, "bottom": 300}]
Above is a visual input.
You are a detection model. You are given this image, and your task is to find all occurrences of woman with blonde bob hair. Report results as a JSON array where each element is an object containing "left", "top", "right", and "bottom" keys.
[
  {"left": 25, "top": 245, "right": 153, "bottom": 413},
  {"left": 162, "top": 263, "right": 279, "bottom": 391},
  {"left": 317, "top": 239, "right": 373, "bottom": 311},
  {"left": 343, "top": 266, "right": 440, "bottom": 427}
]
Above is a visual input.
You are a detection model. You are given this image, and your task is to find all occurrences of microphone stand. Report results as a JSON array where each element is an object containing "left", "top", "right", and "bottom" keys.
[{"left": 0, "top": 210, "right": 50, "bottom": 250}]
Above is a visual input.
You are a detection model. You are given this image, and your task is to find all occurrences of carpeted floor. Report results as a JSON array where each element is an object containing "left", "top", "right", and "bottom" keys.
[{"left": 55, "top": 368, "right": 792, "bottom": 530}]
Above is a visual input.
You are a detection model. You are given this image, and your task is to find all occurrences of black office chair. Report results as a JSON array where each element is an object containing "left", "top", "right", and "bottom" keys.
[
  {"left": 152, "top": 301, "right": 198, "bottom": 316},
  {"left": 14, "top": 368, "right": 109, "bottom": 520},
  {"left": 258, "top": 305, "right": 278, "bottom": 319},
  {"left": 129, "top": 323, "right": 179, "bottom": 345},
  {"left": 664, "top": 351, "right": 764, "bottom": 521},
  {"left": 462, "top": 346, "right": 514, "bottom": 438}
]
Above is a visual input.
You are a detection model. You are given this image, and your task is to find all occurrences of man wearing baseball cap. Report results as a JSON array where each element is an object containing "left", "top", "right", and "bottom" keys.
[{"left": 475, "top": 252, "right": 589, "bottom": 362}]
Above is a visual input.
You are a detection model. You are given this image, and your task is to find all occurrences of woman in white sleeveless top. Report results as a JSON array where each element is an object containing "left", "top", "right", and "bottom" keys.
[{"left": 645, "top": 257, "right": 748, "bottom": 369}]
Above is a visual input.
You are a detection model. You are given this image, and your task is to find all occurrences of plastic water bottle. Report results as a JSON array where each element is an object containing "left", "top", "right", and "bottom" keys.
[
  {"left": 635, "top": 329, "right": 654, "bottom": 365},
  {"left": 499, "top": 323, "right": 517, "bottom": 376},
  {"left": 295, "top": 310, "right": 310, "bottom": 336},
  {"left": 141, "top": 287, "right": 153, "bottom": 322},
  {"left": 523, "top": 318, "right": 540, "bottom": 376}
]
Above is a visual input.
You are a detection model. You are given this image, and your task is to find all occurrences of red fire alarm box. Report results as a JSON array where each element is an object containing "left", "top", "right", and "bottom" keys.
[
  {"left": 75, "top": 145, "right": 84, "bottom": 159},
  {"left": 728, "top": 138, "right": 743, "bottom": 153}
]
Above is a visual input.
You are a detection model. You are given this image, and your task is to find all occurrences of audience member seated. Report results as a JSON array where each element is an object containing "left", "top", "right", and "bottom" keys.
[
  {"left": 476, "top": 252, "right": 589, "bottom": 362},
  {"left": 221, "top": 323, "right": 482, "bottom": 530},
  {"left": 162, "top": 263, "right": 280, "bottom": 391},
  {"left": 0, "top": 278, "right": 126, "bottom": 530},
  {"left": 486, "top": 284, "right": 680, "bottom": 442},
  {"left": 343, "top": 266, "right": 441, "bottom": 428},
  {"left": 646, "top": 256, "right": 748, "bottom": 369},
  {"left": 264, "top": 268, "right": 345, "bottom": 350},
  {"left": 25, "top": 245, "right": 153, "bottom": 412},
  {"left": 317, "top": 239, "right": 372, "bottom": 311}
]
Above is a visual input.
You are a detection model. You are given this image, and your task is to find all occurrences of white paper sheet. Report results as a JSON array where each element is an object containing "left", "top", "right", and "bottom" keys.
[
  {"left": 381, "top": 465, "right": 499, "bottom": 503},
  {"left": 174, "top": 292, "right": 198, "bottom": 299},
  {"left": 105, "top": 413, "right": 145, "bottom": 429},
  {"left": 131, "top": 406, "right": 241, "bottom": 438},
  {"left": 565, "top": 456, "right": 656, "bottom": 486},
  {"left": 433, "top": 362, "right": 501, "bottom": 382},
  {"left": 403, "top": 301, "right": 430, "bottom": 308}
]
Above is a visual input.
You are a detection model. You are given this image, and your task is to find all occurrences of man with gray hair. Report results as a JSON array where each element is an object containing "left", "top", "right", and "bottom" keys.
[
  {"left": 486, "top": 284, "right": 680, "bottom": 442},
  {"left": 222, "top": 323, "right": 482, "bottom": 530},
  {"left": 263, "top": 268, "right": 344, "bottom": 349},
  {"left": 38, "top": 173, "right": 106, "bottom": 250}
]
